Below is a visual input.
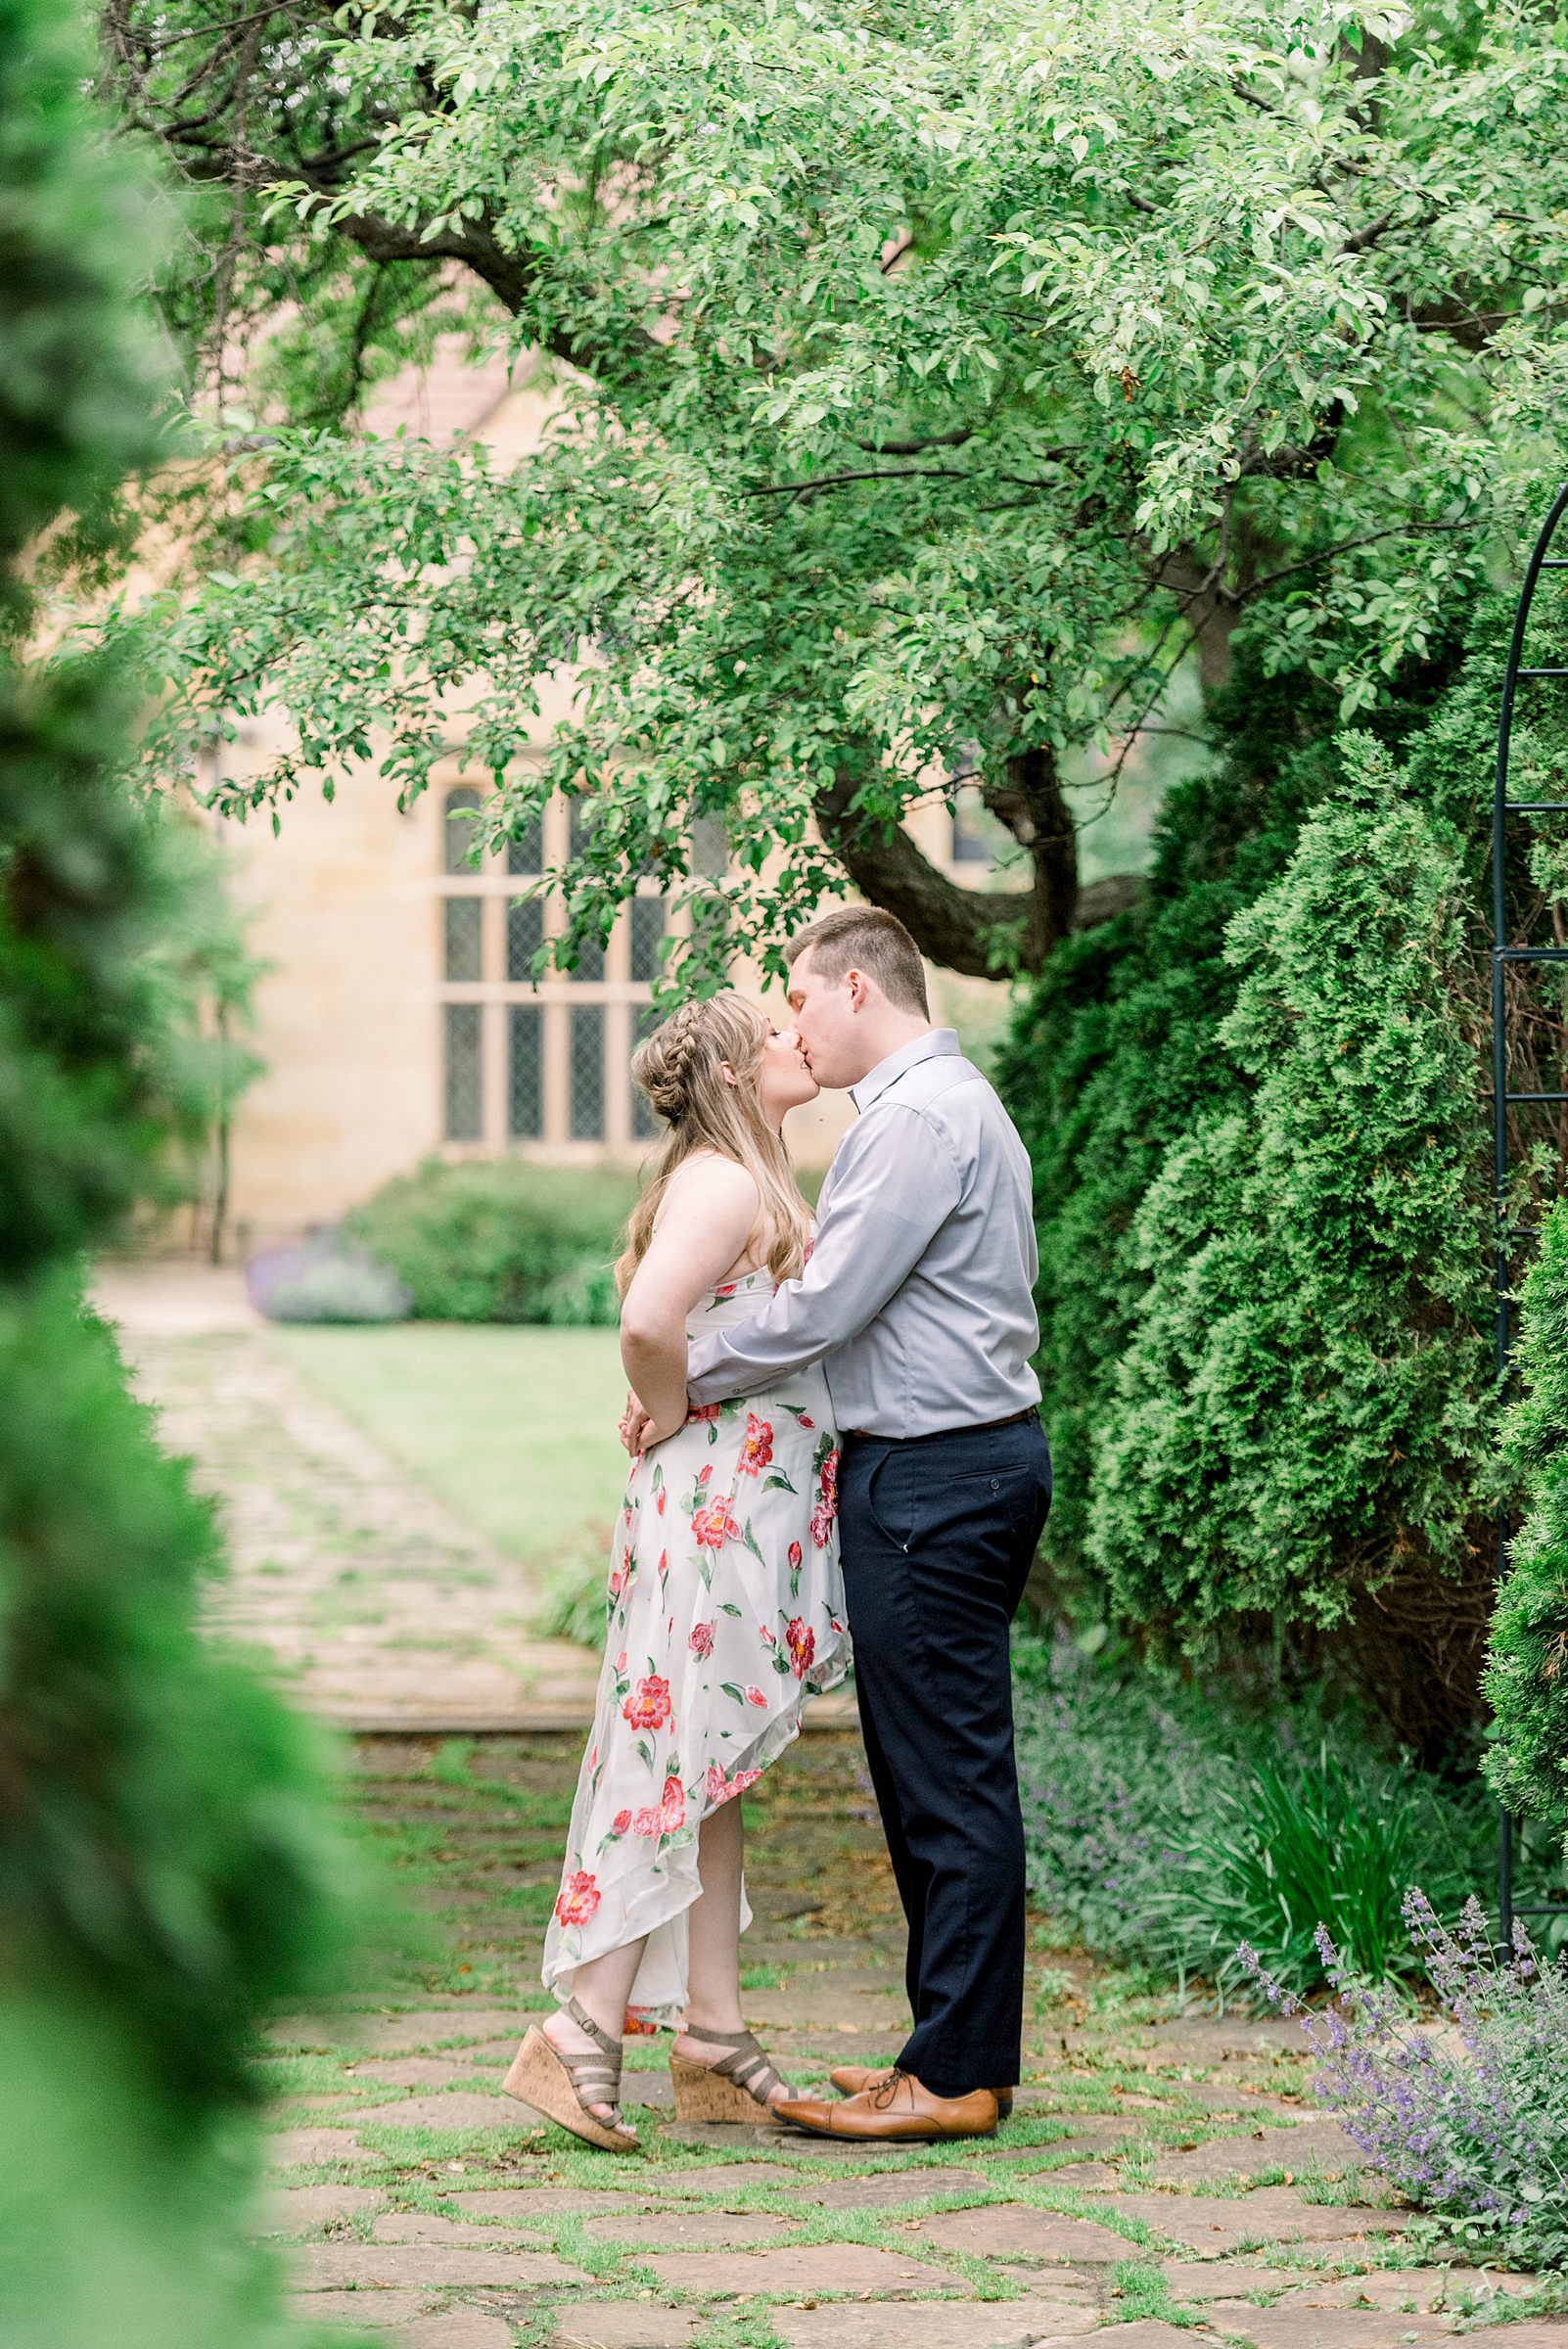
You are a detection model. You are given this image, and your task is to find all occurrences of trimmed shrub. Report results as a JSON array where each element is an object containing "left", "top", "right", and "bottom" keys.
[
  {"left": 346, "top": 1156, "right": 639, "bottom": 1322},
  {"left": 1091, "top": 734, "right": 1491, "bottom": 1643},
  {"left": 995, "top": 602, "right": 1567, "bottom": 1759}
]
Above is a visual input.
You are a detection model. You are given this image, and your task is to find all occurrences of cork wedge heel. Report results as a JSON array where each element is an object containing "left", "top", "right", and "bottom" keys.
[
  {"left": 669, "top": 2025, "right": 785, "bottom": 2125},
  {"left": 502, "top": 2001, "right": 638, "bottom": 2154}
]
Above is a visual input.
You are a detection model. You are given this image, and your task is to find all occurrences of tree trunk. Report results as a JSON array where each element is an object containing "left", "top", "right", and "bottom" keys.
[{"left": 813, "top": 757, "right": 1143, "bottom": 978}]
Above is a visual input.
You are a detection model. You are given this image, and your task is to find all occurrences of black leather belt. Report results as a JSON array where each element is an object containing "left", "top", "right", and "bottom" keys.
[{"left": 842, "top": 1406, "right": 1038, "bottom": 1445}]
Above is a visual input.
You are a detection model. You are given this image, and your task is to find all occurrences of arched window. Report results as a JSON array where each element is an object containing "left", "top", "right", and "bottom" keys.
[{"left": 443, "top": 786, "right": 483, "bottom": 875}]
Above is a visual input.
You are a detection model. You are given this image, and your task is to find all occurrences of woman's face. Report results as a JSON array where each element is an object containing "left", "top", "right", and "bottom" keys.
[{"left": 747, "top": 1020, "right": 819, "bottom": 1129}]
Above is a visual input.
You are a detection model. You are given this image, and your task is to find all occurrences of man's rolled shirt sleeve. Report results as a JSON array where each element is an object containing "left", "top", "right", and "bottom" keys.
[{"left": 685, "top": 1106, "right": 962, "bottom": 1405}]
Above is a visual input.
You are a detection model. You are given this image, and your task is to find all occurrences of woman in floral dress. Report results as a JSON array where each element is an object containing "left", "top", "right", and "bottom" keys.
[{"left": 504, "top": 996, "right": 848, "bottom": 2150}]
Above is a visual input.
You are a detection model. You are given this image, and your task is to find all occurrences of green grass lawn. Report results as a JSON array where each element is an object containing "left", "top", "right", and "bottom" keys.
[{"left": 269, "top": 1322, "right": 629, "bottom": 1563}]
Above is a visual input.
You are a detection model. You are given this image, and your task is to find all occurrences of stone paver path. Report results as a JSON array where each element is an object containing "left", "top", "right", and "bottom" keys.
[
  {"left": 261, "top": 1734, "right": 1568, "bottom": 2349},
  {"left": 96, "top": 1261, "right": 605, "bottom": 1727}
]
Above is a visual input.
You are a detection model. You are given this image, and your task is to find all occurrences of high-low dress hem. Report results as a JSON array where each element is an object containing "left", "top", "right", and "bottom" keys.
[{"left": 542, "top": 1269, "right": 848, "bottom": 2027}]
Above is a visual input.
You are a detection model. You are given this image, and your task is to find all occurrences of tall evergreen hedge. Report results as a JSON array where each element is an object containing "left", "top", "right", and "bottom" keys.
[
  {"left": 0, "top": 0, "right": 347, "bottom": 2334},
  {"left": 998, "top": 603, "right": 1567, "bottom": 1757}
]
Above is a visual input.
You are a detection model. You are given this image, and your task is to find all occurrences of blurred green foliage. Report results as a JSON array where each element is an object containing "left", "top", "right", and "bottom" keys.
[
  {"left": 0, "top": 1271, "right": 350, "bottom": 2113},
  {"left": 0, "top": 0, "right": 353, "bottom": 2336},
  {"left": 347, "top": 1156, "right": 638, "bottom": 1324}
]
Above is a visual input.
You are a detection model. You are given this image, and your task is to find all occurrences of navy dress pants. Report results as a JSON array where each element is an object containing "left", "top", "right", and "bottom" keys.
[{"left": 838, "top": 1412, "right": 1051, "bottom": 2100}]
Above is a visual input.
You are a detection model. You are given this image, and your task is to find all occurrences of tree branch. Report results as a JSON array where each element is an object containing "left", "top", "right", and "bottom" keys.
[{"left": 812, "top": 754, "right": 1133, "bottom": 977}]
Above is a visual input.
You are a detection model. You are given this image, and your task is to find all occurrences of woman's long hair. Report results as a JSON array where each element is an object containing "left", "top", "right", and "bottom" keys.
[{"left": 616, "top": 995, "right": 812, "bottom": 1297}]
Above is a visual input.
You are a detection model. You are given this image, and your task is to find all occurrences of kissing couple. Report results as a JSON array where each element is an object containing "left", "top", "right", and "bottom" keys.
[{"left": 505, "top": 904, "right": 1051, "bottom": 2148}]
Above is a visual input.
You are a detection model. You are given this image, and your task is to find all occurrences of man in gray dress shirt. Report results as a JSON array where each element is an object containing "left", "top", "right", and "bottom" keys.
[{"left": 684, "top": 905, "right": 1051, "bottom": 2142}]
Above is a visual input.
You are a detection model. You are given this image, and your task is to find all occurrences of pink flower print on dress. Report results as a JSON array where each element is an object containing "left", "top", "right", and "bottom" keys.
[
  {"left": 632, "top": 1777, "right": 685, "bottom": 1840},
  {"left": 554, "top": 1869, "right": 601, "bottom": 1926},
  {"left": 706, "top": 1763, "right": 762, "bottom": 1806},
  {"left": 622, "top": 1674, "right": 671, "bottom": 1730},
  {"left": 656, "top": 1487, "right": 667, "bottom": 1513},
  {"left": 796, "top": 1414, "right": 814, "bottom": 1430},
  {"left": 737, "top": 1413, "right": 774, "bottom": 1475},
  {"left": 786, "top": 1617, "right": 815, "bottom": 1680},
  {"left": 758, "top": 1622, "right": 776, "bottom": 1648},
  {"left": 688, "top": 1620, "right": 715, "bottom": 1659},
  {"left": 744, "top": 1685, "right": 769, "bottom": 1708},
  {"left": 687, "top": 1403, "right": 721, "bottom": 1425},
  {"left": 713, "top": 1282, "right": 737, "bottom": 1299},
  {"left": 788, "top": 1541, "right": 802, "bottom": 1574},
  {"left": 809, "top": 1448, "right": 841, "bottom": 1548},
  {"left": 829, "top": 1612, "right": 846, "bottom": 1635},
  {"left": 697, "top": 1463, "right": 713, "bottom": 1487},
  {"left": 691, "top": 1497, "right": 741, "bottom": 1550},
  {"left": 611, "top": 1809, "right": 632, "bottom": 1836}
]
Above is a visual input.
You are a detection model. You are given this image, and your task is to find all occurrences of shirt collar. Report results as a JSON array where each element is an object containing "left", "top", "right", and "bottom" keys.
[{"left": 850, "top": 1028, "right": 960, "bottom": 1113}]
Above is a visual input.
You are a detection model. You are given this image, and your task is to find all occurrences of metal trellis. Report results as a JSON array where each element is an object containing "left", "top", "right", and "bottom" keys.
[{"left": 1493, "top": 480, "right": 1568, "bottom": 1949}]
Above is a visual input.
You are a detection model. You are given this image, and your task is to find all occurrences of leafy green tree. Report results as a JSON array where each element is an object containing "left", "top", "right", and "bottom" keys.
[
  {"left": 1, "top": 0, "right": 346, "bottom": 2335},
  {"left": 1485, "top": 1202, "right": 1568, "bottom": 1826},
  {"left": 106, "top": 0, "right": 1568, "bottom": 987}
]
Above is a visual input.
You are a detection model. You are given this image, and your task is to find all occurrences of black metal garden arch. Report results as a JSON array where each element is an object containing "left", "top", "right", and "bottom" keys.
[{"left": 1493, "top": 480, "right": 1568, "bottom": 1947}]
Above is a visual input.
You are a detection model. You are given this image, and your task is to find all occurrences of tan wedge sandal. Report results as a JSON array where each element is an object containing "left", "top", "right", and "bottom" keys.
[
  {"left": 670, "top": 2024, "right": 788, "bottom": 2124},
  {"left": 503, "top": 1999, "right": 639, "bottom": 2154}
]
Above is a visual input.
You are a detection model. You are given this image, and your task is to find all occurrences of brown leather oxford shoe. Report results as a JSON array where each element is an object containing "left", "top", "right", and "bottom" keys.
[
  {"left": 829, "top": 2063, "right": 1013, "bottom": 2120},
  {"left": 776, "top": 2070, "right": 998, "bottom": 2142}
]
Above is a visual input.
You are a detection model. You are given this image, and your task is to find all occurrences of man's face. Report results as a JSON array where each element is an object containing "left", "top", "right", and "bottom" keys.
[{"left": 785, "top": 950, "right": 866, "bottom": 1090}]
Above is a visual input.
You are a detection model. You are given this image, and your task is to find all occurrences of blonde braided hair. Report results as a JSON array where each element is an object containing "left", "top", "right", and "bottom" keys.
[{"left": 616, "top": 994, "right": 812, "bottom": 1296}]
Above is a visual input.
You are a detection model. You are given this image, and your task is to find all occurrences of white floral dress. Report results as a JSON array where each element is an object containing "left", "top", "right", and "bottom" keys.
[{"left": 542, "top": 1268, "right": 850, "bottom": 2022}]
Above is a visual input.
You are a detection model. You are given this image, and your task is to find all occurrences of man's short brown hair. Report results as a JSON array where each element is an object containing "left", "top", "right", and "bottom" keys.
[{"left": 784, "top": 905, "right": 930, "bottom": 1018}]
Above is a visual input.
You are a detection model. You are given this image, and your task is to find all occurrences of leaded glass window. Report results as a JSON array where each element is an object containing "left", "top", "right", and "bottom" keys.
[
  {"left": 570, "top": 1004, "right": 605, "bottom": 1139},
  {"left": 631, "top": 1003, "right": 663, "bottom": 1140},
  {"left": 507, "top": 897, "right": 543, "bottom": 983},
  {"left": 443, "top": 786, "right": 483, "bottom": 875},
  {"left": 443, "top": 896, "right": 483, "bottom": 982},
  {"left": 443, "top": 1003, "right": 483, "bottom": 1140},
  {"left": 568, "top": 931, "right": 605, "bottom": 983},
  {"left": 568, "top": 794, "right": 596, "bottom": 859},
  {"left": 509, "top": 1006, "right": 543, "bottom": 1139},
  {"left": 507, "top": 812, "right": 544, "bottom": 874},
  {"left": 629, "top": 896, "right": 666, "bottom": 985}
]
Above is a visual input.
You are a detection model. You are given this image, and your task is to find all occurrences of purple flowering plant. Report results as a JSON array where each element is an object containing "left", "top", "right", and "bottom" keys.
[{"left": 1240, "top": 1892, "right": 1568, "bottom": 2270}]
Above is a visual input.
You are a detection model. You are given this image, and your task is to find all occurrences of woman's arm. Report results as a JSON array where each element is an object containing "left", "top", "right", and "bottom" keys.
[{"left": 619, "top": 1158, "right": 761, "bottom": 1445}]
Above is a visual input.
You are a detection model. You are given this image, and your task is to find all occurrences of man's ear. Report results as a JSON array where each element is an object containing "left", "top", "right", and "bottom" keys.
[{"left": 845, "top": 967, "right": 869, "bottom": 1012}]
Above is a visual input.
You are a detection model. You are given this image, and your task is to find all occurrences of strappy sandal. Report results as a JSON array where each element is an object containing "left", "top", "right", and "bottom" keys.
[
  {"left": 670, "top": 2023, "right": 788, "bottom": 2124},
  {"left": 502, "top": 1998, "right": 638, "bottom": 2153}
]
